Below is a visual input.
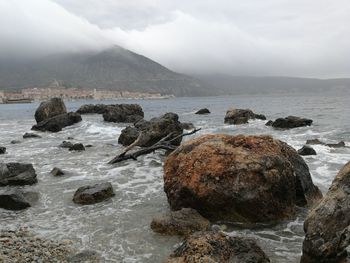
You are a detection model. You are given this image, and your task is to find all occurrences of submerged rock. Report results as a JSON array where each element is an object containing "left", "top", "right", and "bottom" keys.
[
  {"left": 68, "top": 250, "right": 102, "bottom": 263},
  {"left": 327, "top": 141, "right": 346, "bottom": 148},
  {"left": 35, "top": 98, "right": 67, "bottom": 123},
  {"left": 224, "top": 108, "right": 266, "bottom": 125},
  {"left": 195, "top": 108, "right": 210, "bottom": 114},
  {"left": 0, "top": 190, "right": 31, "bottom": 210},
  {"left": 165, "top": 231, "right": 270, "bottom": 263},
  {"left": 73, "top": 182, "right": 115, "bottom": 205},
  {"left": 102, "top": 104, "right": 144, "bottom": 123},
  {"left": 23, "top": 132, "right": 42, "bottom": 139},
  {"left": 50, "top": 167, "right": 65, "bottom": 176},
  {"left": 301, "top": 161, "right": 350, "bottom": 263},
  {"left": 0, "top": 163, "right": 37, "bottom": 186},
  {"left": 59, "top": 141, "right": 74, "bottom": 148},
  {"left": 306, "top": 139, "right": 346, "bottom": 148},
  {"left": 298, "top": 145, "right": 317, "bottom": 156},
  {"left": 164, "top": 134, "right": 322, "bottom": 223},
  {"left": 151, "top": 208, "right": 210, "bottom": 236},
  {"left": 0, "top": 147, "right": 6, "bottom": 154},
  {"left": 118, "top": 112, "right": 184, "bottom": 147},
  {"left": 68, "top": 143, "right": 85, "bottom": 151},
  {"left": 10, "top": 140, "right": 21, "bottom": 144},
  {"left": 180, "top": 122, "right": 195, "bottom": 130},
  {"left": 32, "top": 112, "right": 82, "bottom": 132},
  {"left": 270, "top": 116, "right": 313, "bottom": 129}
]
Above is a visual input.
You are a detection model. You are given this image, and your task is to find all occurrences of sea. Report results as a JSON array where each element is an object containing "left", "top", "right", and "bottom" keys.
[{"left": 0, "top": 94, "right": 349, "bottom": 262}]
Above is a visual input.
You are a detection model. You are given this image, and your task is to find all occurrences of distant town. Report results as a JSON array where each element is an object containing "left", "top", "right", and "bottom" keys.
[{"left": 0, "top": 80, "right": 173, "bottom": 104}]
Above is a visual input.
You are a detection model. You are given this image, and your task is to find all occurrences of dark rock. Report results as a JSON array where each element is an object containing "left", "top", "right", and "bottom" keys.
[
  {"left": 118, "top": 112, "right": 184, "bottom": 147},
  {"left": 271, "top": 116, "right": 313, "bottom": 129},
  {"left": 306, "top": 139, "right": 346, "bottom": 148},
  {"left": 102, "top": 104, "right": 144, "bottom": 123},
  {"left": 68, "top": 250, "right": 101, "bottom": 263},
  {"left": 165, "top": 231, "right": 270, "bottom": 263},
  {"left": 224, "top": 108, "right": 266, "bottom": 125},
  {"left": 306, "top": 139, "right": 325, "bottom": 145},
  {"left": 85, "top": 145, "right": 93, "bottom": 148},
  {"left": 164, "top": 134, "right": 322, "bottom": 223},
  {"left": 181, "top": 122, "right": 195, "bottom": 130},
  {"left": 265, "top": 120, "right": 273, "bottom": 126},
  {"left": 32, "top": 112, "right": 82, "bottom": 132},
  {"left": 151, "top": 208, "right": 210, "bottom": 236},
  {"left": 23, "top": 132, "right": 42, "bottom": 139},
  {"left": 10, "top": 140, "right": 21, "bottom": 144},
  {"left": 68, "top": 143, "right": 85, "bottom": 151},
  {"left": 298, "top": 146, "right": 317, "bottom": 156},
  {"left": 301, "top": 161, "right": 350, "bottom": 263},
  {"left": 195, "top": 108, "right": 210, "bottom": 114},
  {"left": 0, "top": 147, "right": 6, "bottom": 154},
  {"left": 326, "top": 141, "right": 346, "bottom": 148},
  {"left": 34, "top": 98, "right": 67, "bottom": 123},
  {"left": 76, "top": 104, "right": 109, "bottom": 114},
  {"left": 67, "top": 137, "right": 74, "bottom": 140},
  {"left": 0, "top": 163, "right": 38, "bottom": 186},
  {"left": 0, "top": 190, "right": 31, "bottom": 210},
  {"left": 59, "top": 141, "right": 74, "bottom": 148},
  {"left": 73, "top": 182, "right": 115, "bottom": 205},
  {"left": 50, "top": 167, "right": 64, "bottom": 176}
]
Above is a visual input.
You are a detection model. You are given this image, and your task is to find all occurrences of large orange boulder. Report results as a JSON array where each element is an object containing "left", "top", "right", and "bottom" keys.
[{"left": 164, "top": 134, "right": 322, "bottom": 223}]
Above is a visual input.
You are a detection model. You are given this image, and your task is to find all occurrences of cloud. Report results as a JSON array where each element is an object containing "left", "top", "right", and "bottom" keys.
[{"left": 1, "top": 0, "right": 350, "bottom": 77}]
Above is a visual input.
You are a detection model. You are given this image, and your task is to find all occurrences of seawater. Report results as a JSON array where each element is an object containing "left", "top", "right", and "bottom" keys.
[{"left": 0, "top": 94, "right": 349, "bottom": 262}]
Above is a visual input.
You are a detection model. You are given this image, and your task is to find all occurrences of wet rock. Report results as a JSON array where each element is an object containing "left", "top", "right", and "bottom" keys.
[
  {"left": 265, "top": 120, "right": 273, "bottom": 126},
  {"left": 298, "top": 146, "right": 317, "bottom": 156},
  {"left": 165, "top": 231, "right": 270, "bottom": 263},
  {"left": 0, "top": 190, "right": 31, "bottom": 210},
  {"left": 59, "top": 141, "right": 74, "bottom": 148},
  {"left": 35, "top": 97, "right": 67, "bottom": 123},
  {"left": 68, "top": 143, "right": 85, "bottom": 151},
  {"left": 270, "top": 116, "right": 313, "bottom": 129},
  {"left": 0, "top": 147, "right": 6, "bottom": 154},
  {"left": 73, "top": 182, "right": 115, "bottom": 205},
  {"left": 10, "top": 140, "right": 21, "bottom": 144},
  {"left": 77, "top": 104, "right": 109, "bottom": 114},
  {"left": 301, "top": 161, "right": 350, "bottom": 263},
  {"left": 151, "top": 208, "right": 210, "bottom": 236},
  {"left": 118, "top": 112, "right": 184, "bottom": 147},
  {"left": 102, "top": 104, "right": 144, "bottom": 123},
  {"left": 306, "top": 139, "right": 325, "bottom": 145},
  {"left": 164, "top": 134, "right": 322, "bottom": 223},
  {"left": 224, "top": 108, "right": 266, "bottom": 125},
  {"left": 32, "top": 112, "right": 82, "bottom": 132},
  {"left": 23, "top": 132, "right": 41, "bottom": 139},
  {"left": 306, "top": 139, "right": 346, "bottom": 148},
  {"left": 50, "top": 167, "right": 65, "bottom": 176},
  {"left": 67, "top": 136, "right": 74, "bottom": 140},
  {"left": 195, "top": 108, "right": 210, "bottom": 114},
  {"left": 180, "top": 122, "right": 195, "bottom": 130},
  {"left": 327, "top": 141, "right": 346, "bottom": 148},
  {"left": 0, "top": 163, "right": 37, "bottom": 186},
  {"left": 68, "top": 250, "right": 102, "bottom": 263}
]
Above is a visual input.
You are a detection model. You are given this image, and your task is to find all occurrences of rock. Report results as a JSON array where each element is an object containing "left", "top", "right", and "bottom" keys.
[
  {"left": 23, "top": 132, "right": 41, "bottom": 139},
  {"left": 118, "top": 112, "right": 184, "bottom": 147},
  {"left": 73, "top": 182, "right": 115, "bottom": 205},
  {"left": 301, "top": 161, "right": 350, "bottom": 263},
  {"left": 0, "top": 163, "right": 38, "bottom": 186},
  {"left": 67, "top": 136, "right": 74, "bottom": 140},
  {"left": 265, "top": 120, "right": 273, "bottom": 126},
  {"left": 50, "top": 167, "right": 64, "bottom": 176},
  {"left": 181, "top": 122, "right": 195, "bottom": 130},
  {"left": 298, "top": 146, "right": 317, "bottom": 156},
  {"left": 165, "top": 231, "right": 270, "bottom": 263},
  {"left": 102, "top": 104, "right": 144, "bottom": 123},
  {"left": 306, "top": 139, "right": 346, "bottom": 148},
  {"left": 164, "top": 134, "right": 322, "bottom": 223},
  {"left": 68, "top": 250, "right": 102, "bottom": 263},
  {"left": 59, "top": 141, "right": 74, "bottom": 148},
  {"left": 0, "top": 190, "right": 31, "bottom": 210},
  {"left": 10, "top": 140, "right": 21, "bottom": 144},
  {"left": 326, "top": 141, "right": 346, "bottom": 148},
  {"left": 224, "top": 108, "right": 266, "bottom": 125},
  {"left": 32, "top": 112, "right": 82, "bottom": 132},
  {"left": 150, "top": 208, "right": 210, "bottom": 236},
  {"left": 0, "top": 147, "right": 6, "bottom": 154},
  {"left": 306, "top": 139, "right": 325, "bottom": 145},
  {"left": 270, "top": 116, "right": 313, "bottom": 129},
  {"left": 68, "top": 143, "right": 85, "bottom": 151},
  {"left": 34, "top": 98, "right": 67, "bottom": 123},
  {"left": 195, "top": 108, "right": 210, "bottom": 114},
  {"left": 76, "top": 104, "right": 109, "bottom": 114}
]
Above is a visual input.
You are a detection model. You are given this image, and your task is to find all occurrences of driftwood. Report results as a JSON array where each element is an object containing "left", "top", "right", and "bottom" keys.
[{"left": 108, "top": 128, "right": 201, "bottom": 164}]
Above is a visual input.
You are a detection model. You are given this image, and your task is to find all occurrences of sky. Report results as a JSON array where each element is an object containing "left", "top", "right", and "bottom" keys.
[{"left": 0, "top": 0, "right": 349, "bottom": 77}]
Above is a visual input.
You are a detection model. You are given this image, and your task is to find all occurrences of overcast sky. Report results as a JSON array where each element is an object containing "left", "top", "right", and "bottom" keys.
[{"left": 1, "top": 0, "right": 349, "bottom": 77}]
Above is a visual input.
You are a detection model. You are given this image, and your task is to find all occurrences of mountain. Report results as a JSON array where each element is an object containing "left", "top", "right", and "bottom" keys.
[{"left": 0, "top": 46, "right": 209, "bottom": 97}]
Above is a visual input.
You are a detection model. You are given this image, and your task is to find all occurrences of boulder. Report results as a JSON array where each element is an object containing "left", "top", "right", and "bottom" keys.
[
  {"left": 0, "top": 190, "right": 31, "bottom": 210},
  {"left": 34, "top": 98, "right": 67, "bottom": 123},
  {"left": 59, "top": 141, "right": 74, "bottom": 148},
  {"left": 0, "top": 147, "right": 6, "bottom": 154},
  {"left": 0, "top": 163, "right": 37, "bottom": 186},
  {"left": 118, "top": 113, "right": 184, "bottom": 147},
  {"left": 224, "top": 108, "right": 266, "bottom": 125},
  {"left": 165, "top": 231, "right": 270, "bottom": 263},
  {"left": 32, "top": 112, "right": 82, "bottom": 132},
  {"left": 73, "top": 182, "right": 115, "bottom": 205},
  {"left": 265, "top": 120, "right": 273, "bottom": 126},
  {"left": 23, "top": 132, "right": 41, "bottom": 139},
  {"left": 327, "top": 141, "right": 346, "bottom": 148},
  {"left": 151, "top": 208, "right": 210, "bottom": 236},
  {"left": 306, "top": 139, "right": 346, "bottom": 148},
  {"left": 306, "top": 139, "right": 325, "bottom": 145},
  {"left": 76, "top": 104, "right": 109, "bottom": 114},
  {"left": 68, "top": 143, "right": 85, "bottom": 151},
  {"left": 195, "top": 108, "right": 210, "bottom": 114},
  {"left": 102, "top": 104, "right": 144, "bottom": 123},
  {"left": 50, "top": 167, "right": 64, "bottom": 176},
  {"left": 301, "top": 161, "right": 350, "bottom": 263},
  {"left": 298, "top": 146, "right": 317, "bottom": 156},
  {"left": 164, "top": 134, "right": 322, "bottom": 223},
  {"left": 270, "top": 116, "right": 313, "bottom": 129},
  {"left": 10, "top": 140, "right": 21, "bottom": 144}
]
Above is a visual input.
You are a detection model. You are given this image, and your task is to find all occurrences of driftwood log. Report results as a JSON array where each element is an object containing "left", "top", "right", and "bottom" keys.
[{"left": 108, "top": 128, "right": 201, "bottom": 164}]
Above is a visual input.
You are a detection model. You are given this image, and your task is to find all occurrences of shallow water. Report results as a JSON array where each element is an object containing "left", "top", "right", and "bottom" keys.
[{"left": 0, "top": 94, "right": 349, "bottom": 262}]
